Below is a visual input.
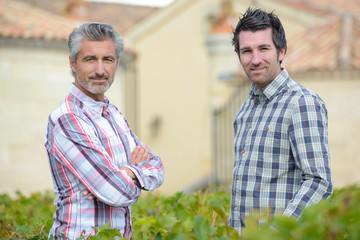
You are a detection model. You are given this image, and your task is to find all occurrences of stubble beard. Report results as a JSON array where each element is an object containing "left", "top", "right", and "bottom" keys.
[{"left": 76, "top": 72, "right": 113, "bottom": 95}]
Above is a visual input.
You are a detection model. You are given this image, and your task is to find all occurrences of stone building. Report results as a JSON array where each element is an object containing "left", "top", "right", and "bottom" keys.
[{"left": 0, "top": 0, "right": 359, "bottom": 196}]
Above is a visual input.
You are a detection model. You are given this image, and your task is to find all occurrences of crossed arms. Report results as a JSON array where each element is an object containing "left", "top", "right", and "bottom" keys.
[{"left": 46, "top": 112, "right": 164, "bottom": 207}]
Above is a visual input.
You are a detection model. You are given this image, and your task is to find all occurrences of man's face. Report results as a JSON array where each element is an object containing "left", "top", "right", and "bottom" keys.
[
  {"left": 238, "top": 28, "right": 285, "bottom": 89},
  {"left": 70, "top": 39, "right": 119, "bottom": 102}
]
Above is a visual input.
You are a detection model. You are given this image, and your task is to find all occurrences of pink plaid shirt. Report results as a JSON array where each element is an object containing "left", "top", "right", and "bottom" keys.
[{"left": 45, "top": 84, "right": 164, "bottom": 239}]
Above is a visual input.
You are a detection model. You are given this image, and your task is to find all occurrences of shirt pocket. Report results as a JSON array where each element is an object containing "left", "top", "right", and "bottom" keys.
[
  {"left": 263, "top": 122, "right": 288, "bottom": 143},
  {"left": 261, "top": 122, "right": 292, "bottom": 172}
]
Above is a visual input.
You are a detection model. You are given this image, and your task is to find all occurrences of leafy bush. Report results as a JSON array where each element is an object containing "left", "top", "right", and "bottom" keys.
[
  {"left": 0, "top": 190, "right": 54, "bottom": 239},
  {"left": 131, "top": 188, "right": 240, "bottom": 239},
  {"left": 0, "top": 185, "right": 359, "bottom": 239},
  {"left": 241, "top": 185, "right": 360, "bottom": 240}
]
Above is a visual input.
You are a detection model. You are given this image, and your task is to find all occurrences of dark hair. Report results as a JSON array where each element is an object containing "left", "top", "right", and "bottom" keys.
[
  {"left": 232, "top": 8, "right": 287, "bottom": 56},
  {"left": 68, "top": 22, "right": 124, "bottom": 75}
]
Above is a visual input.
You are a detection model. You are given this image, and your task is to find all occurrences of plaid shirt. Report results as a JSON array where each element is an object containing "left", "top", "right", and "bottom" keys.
[
  {"left": 45, "top": 84, "right": 164, "bottom": 239},
  {"left": 229, "top": 69, "right": 332, "bottom": 232}
]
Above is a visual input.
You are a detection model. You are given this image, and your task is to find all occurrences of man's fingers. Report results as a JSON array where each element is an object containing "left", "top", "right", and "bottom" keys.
[
  {"left": 130, "top": 146, "right": 140, "bottom": 161},
  {"left": 137, "top": 147, "right": 147, "bottom": 162},
  {"left": 87, "top": 195, "right": 96, "bottom": 200},
  {"left": 120, "top": 166, "right": 136, "bottom": 180},
  {"left": 83, "top": 189, "right": 96, "bottom": 200},
  {"left": 131, "top": 146, "right": 149, "bottom": 165}
]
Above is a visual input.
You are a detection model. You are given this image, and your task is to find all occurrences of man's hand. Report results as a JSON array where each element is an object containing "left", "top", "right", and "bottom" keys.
[
  {"left": 119, "top": 146, "right": 150, "bottom": 180},
  {"left": 82, "top": 146, "right": 150, "bottom": 199},
  {"left": 130, "top": 146, "right": 150, "bottom": 165},
  {"left": 83, "top": 189, "right": 96, "bottom": 200}
]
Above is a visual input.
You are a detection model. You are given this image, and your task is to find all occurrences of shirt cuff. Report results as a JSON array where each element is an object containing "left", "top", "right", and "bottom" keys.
[{"left": 126, "top": 166, "right": 145, "bottom": 188}]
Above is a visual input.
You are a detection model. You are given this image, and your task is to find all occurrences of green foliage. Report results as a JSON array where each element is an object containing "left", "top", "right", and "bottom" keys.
[
  {"left": 0, "top": 190, "right": 55, "bottom": 239},
  {"left": 131, "top": 188, "right": 240, "bottom": 239},
  {"left": 74, "top": 222, "right": 124, "bottom": 240},
  {"left": 1, "top": 185, "right": 360, "bottom": 239},
  {"left": 240, "top": 185, "right": 360, "bottom": 240}
]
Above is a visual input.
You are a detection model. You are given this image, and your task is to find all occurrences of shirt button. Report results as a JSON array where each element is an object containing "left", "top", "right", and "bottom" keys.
[
  {"left": 243, "top": 150, "right": 245, "bottom": 153},
  {"left": 249, "top": 125, "right": 252, "bottom": 129},
  {"left": 236, "top": 177, "right": 239, "bottom": 180}
]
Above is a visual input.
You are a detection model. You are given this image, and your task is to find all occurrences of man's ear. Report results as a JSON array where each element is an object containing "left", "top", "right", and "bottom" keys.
[
  {"left": 69, "top": 56, "right": 76, "bottom": 73},
  {"left": 278, "top": 48, "right": 286, "bottom": 63}
]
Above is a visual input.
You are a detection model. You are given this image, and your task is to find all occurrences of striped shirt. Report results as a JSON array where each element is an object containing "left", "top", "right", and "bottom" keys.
[
  {"left": 229, "top": 69, "right": 332, "bottom": 232},
  {"left": 45, "top": 84, "right": 164, "bottom": 239}
]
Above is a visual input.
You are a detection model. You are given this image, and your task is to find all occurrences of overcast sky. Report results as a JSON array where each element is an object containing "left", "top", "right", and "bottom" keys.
[{"left": 86, "top": 0, "right": 175, "bottom": 7}]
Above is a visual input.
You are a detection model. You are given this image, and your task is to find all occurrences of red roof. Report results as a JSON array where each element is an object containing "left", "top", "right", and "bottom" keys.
[
  {"left": 275, "top": 0, "right": 360, "bottom": 17},
  {"left": 0, "top": 0, "right": 76, "bottom": 41},
  {"left": 284, "top": 26, "right": 360, "bottom": 72},
  {"left": 278, "top": 0, "right": 360, "bottom": 72},
  {"left": 0, "top": 0, "right": 158, "bottom": 42}
]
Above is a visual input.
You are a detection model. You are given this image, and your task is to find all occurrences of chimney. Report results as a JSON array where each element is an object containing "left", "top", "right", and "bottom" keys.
[
  {"left": 62, "top": 0, "right": 89, "bottom": 21},
  {"left": 210, "top": 0, "right": 235, "bottom": 34},
  {"left": 339, "top": 14, "right": 354, "bottom": 69}
]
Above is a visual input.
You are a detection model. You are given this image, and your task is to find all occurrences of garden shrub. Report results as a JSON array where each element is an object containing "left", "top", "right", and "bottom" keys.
[{"left": 0, "top": 185, "right": 359, "bottom": 239}]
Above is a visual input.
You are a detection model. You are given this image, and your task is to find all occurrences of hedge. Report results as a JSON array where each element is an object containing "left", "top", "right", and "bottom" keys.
[{"left": 0, "top": 185, "right": 359, "bottom": 239}]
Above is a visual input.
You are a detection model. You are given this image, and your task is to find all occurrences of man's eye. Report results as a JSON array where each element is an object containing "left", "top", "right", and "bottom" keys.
[{"left": 104, "top": 58, "right": 115, "bottom": 63}]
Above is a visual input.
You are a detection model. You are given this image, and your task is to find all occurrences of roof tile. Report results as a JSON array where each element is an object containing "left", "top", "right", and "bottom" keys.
[
  {"left": 276, "top": 0, "right": 360, "bottom": 16},
  {"left": 276, "top": 0, "right": 360, "bottom": 72},
  {"left": 0, "top": 0, "right": 76, "bottom": 41},
  {"left": 284, "top": 15, "right": 360, "bottom": 72},
  {"left": 0, "top": 0, "right": 158, "bottom": 42},
  {"left": 16, "top": 0, "right": 159, "bottom": 34}
]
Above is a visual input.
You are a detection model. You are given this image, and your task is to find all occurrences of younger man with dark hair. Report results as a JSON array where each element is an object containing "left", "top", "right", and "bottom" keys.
[{"left": 229, "top": 8, "right": 332, "bottom": 232}]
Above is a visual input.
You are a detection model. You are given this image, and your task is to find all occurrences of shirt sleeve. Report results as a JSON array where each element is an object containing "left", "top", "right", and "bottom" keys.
[
  {"left": 285, "top": 94, "right": 333, "bottom": 217},
  {"left": 52, "top": 113, "right": 141, "bottom": 207},
  {"left": 122, "top": 118, "right": 165, "bottom": 191}
]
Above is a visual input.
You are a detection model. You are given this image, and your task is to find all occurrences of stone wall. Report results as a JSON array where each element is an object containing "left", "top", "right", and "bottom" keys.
[{"left": 0, "top": 44, "right": 124, "bottom": 196}]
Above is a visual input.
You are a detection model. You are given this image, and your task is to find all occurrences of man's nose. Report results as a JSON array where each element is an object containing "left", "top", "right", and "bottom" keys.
[
  {"left": 94, "top": 61, "right": 105, "bottom": 75},
  {"left": 251, "top": 51, "right": 261, "bottom": 65}
]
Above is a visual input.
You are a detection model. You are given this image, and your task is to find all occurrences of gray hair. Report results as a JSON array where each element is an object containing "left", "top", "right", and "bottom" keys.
[{"left": 68, "top": 22, "right": 124, "bottom": 65}]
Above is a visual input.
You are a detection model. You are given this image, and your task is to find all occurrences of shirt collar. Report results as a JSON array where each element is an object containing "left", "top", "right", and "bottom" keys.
[
  {"left": 250, "top": 69, "right": 290, "bottom": 102},
  {"left": 69, "top": 84, "right": 110, "bottom": 115}
]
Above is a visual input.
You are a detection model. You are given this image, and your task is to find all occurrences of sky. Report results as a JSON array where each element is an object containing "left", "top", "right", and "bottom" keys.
[{"left": 86, "top": 0, "right": 175, "bottom": 7}]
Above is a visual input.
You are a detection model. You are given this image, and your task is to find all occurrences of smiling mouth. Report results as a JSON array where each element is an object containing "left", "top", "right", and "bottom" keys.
[
  {"left": 90, "top": 75, "right": 108, "bottom": 80},
  {"left": 90, "top": 79, "right": 109, "bottom": 86},
  {"left": 91, "top": 78, "right": 107, "bottom": 81},
  {"left": 250, "top": 68, "right": 265, "bottom": 73}
]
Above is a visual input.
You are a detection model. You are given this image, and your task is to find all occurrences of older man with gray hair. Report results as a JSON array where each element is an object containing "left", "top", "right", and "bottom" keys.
[{"left": 45, "top": 22, "right": 164, "bottom": 239}]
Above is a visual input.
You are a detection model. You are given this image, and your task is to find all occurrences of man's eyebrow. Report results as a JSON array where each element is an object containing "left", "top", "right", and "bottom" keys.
[
  {"left": 258, "top": 44, "right": 272, "bottom": 48},
  {"left": 239, "top": 46, "right": 251, "bottom": 51},
  {"left": 239, "top": 44, "right": 272, "bottom": 51},
  {"left": 82, "top": 55, "right": 96, "bottom": 59},
  {"left": 81, "top": 55, "right": 116, "bottom": 59}
]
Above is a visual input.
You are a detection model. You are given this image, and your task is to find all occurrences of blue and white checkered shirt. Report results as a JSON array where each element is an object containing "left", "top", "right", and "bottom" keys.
[{"left": 229, "top": 69, "right": 332, "bottom": 232}]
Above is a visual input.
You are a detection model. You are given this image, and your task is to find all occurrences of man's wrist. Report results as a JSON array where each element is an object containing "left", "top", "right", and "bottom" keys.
[{"left": 119, "top": 166, "right": 139, "bottom": 183}]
